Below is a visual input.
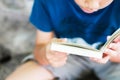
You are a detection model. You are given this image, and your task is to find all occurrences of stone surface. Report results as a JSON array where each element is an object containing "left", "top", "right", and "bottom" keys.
[{"left": 0, "top": 0, "right": 35, "bottom": 54}]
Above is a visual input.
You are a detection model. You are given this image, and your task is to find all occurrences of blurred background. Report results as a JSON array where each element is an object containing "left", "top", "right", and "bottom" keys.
[{"left": 0, "top": 0, "right": 35, "bottom": 79}]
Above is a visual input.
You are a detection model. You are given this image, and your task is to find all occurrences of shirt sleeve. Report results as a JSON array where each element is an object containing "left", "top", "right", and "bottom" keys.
[{"left": 29, "top": 0, "right": 53, "bottom": 32}]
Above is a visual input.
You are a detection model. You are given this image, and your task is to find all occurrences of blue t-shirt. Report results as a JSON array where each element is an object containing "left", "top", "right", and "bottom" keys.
[{"left": 30, "top": 0, "right": 120, "bottom": 44}]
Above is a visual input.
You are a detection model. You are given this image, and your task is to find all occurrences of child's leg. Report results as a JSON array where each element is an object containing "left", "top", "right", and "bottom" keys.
[{"left": 6, "top": 61, "right": 54, "bottom": 80}]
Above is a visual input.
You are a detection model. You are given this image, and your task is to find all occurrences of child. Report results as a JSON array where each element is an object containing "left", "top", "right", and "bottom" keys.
[{"left": 6, "top": 0, "right": 120, "bottom": 80}]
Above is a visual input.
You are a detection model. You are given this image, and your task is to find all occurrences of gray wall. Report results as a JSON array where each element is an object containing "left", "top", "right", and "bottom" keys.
[{"left": 0, "top": 0, "right": 36, "bottom": 55}]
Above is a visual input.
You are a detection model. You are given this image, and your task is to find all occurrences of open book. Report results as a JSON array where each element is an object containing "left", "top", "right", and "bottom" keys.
[{"left": 50, "top": 28, "right": 120, "bottom": 59}]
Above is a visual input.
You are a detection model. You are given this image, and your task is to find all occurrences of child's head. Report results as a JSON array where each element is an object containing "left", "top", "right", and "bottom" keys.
[{"left": 75, "top": 0, "right": 113, "bottom": 13}]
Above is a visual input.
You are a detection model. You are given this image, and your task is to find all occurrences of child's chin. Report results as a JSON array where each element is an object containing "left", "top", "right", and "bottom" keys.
[
  {"left": 81, "top": 8, "right": 97, "bottom": 13},
  {"left": 82, "top": 9, "right": 95, "bottom": 13}
]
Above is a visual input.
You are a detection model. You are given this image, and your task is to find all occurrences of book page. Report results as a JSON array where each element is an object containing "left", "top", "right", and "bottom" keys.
[
  {"left": 100, "top": 28, "right": 120, "bottom": 52},
  {"left": 51, "top": 42, "right": 102, "bottom": 58},
  {"left": 54, "top": 42, "right": 99, "bottom": 51}
]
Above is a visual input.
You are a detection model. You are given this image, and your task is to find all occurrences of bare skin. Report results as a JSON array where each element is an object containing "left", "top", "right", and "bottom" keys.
[
  {"left": 6, "top": 61, "right": 54, "bottom": 80},
  {"left": 75, "top": 0, "right": 113, "bottom": 13},
  {"left": 6, "top": 0, "right": 120, "bottom": 80},
  {"left": 91, "top": 35, "right": 120, "bottom": 63}
]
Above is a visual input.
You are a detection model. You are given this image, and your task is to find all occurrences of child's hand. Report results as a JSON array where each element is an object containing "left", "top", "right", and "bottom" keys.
[
  {"left": 90, "top": 35, "right": 120, "bottom": 64},
  {"left": 46, "top": 38, "right": 68, "bottom": 67},
  {"left": 105, "top": 35, "right": 120, "bottom": 62}
]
